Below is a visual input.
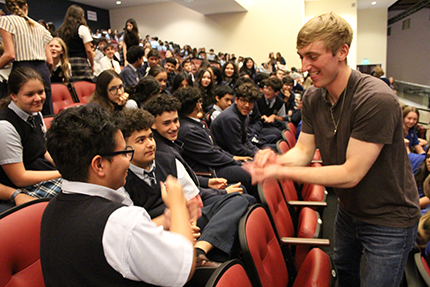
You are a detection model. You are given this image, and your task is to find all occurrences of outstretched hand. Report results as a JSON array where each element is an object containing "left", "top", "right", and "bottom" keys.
[
  {"left": 252, "top": 148, "right": 278, "bottom": 168},
  {"left": 242, "top": 161, "right": 283, "bottom": 184}
]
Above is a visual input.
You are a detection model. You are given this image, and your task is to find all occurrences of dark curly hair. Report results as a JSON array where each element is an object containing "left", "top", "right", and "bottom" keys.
[
  {"left": 263, "top": 77, "right": 283, "bottom": 92},
  {"left": 113, "top": 108, "right": 154, "bottom": 140},
  {"left": 235, "top": 82, "right": 260, "bottom": 102},
  {"left": 145, "top": 94, "right": 181, "bottom": 117},
  {"left": 173, "top": 86, "right": 201, "bottom": 116}
]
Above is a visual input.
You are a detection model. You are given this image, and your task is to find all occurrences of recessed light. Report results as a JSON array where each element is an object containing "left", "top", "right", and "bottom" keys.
[
  {"left": 116, "top": 1, "right": 121, "bottom": 4},
  {"left": 371, "top": 1, "right": 377, "bottom": 5}
]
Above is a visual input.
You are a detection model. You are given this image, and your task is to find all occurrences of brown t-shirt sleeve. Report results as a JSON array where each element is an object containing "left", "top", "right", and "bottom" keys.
[{"left": 350, "top": 79, "right": 400, "bottom": 145}]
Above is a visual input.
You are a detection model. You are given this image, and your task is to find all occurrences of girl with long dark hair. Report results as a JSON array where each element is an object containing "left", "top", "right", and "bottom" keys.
[
  {"left": 122, "top": 18, "right": 140, "bottom": 66},
  {"left": 57, "top": 4, "right": 94, "bottom": 82}
]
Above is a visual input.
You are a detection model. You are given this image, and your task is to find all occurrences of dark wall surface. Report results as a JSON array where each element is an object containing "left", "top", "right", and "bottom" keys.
[{"left": 0, "top": 0, "right": 110, "bottom": 33}]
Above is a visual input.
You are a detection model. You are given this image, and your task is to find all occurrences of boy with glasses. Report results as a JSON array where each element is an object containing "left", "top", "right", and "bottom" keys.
[
  {"left": 41, "top": 105, "right": 196, "bottom": 286},
  {"left": 211, "top": 82, "right": 261, "bottom": 157}
]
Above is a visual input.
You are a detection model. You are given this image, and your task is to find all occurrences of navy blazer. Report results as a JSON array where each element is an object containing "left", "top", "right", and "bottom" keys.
[{"left": 177, "top": 116, "right": 240, "bottom": 174}]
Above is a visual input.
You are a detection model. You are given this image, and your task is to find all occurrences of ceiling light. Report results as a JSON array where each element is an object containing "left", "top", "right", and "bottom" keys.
[
  {"left": 371, "top": 1, "right": 376, "bottom": 5},
  {"left": 116, "top": 1, "right": 121, "bottom": 4}
]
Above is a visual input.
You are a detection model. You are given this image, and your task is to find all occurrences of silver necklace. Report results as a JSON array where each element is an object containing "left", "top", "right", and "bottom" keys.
[{"left": 329, "top": 88, "right": 346, "bottom": 135}]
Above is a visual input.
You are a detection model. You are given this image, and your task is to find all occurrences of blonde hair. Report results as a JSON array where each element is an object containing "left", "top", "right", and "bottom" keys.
[
  {"left": 297, "top": 12, "right": 353, "bottom": 56},
  {"left": 5, "top": 0, "right": 34, "bottom": 27},
  {"left": 373, "top": 66, "right": 385, "bottom": 78},
  {"left": 50, "top": 37, "right": 71, "bottom": 83}
]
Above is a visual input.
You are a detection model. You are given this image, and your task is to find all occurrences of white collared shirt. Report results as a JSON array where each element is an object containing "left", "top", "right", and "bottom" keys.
[
  {"left": 0, "top": 101, "right": 46, "bottom": 166},
  {"left": 62, "top": 180, "right": 194, "bottom": 286}
]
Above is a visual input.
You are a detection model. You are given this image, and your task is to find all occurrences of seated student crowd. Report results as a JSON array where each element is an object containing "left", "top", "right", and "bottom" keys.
[
  {"left": 115, "top": 107, "right": 255, "bottom": 266},
  {"left": 41, "top": 105, "right": 196, "bottom": 286},
  {"left": 172, "top": 86, "right": 258, "bottom": 198}
]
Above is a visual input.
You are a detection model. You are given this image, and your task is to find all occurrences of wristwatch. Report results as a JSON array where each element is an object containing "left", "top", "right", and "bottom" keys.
[{"left": 10, "top": 190, "right": 22, "bottom": 203}]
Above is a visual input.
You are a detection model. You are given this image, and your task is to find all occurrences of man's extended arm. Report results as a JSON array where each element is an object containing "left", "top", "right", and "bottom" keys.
[{"left": 247, "top": 134, "right": 383, "bottom": 189}]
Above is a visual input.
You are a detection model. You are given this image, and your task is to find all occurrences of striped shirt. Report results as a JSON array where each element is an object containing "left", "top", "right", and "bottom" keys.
[{"left": 0, "top": 15, "right": 52, "bottom": 61}]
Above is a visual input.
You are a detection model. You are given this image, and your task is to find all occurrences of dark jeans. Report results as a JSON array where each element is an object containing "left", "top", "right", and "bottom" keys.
[{"left": 333, "top": 207, "right": 417, "bottom": 287}]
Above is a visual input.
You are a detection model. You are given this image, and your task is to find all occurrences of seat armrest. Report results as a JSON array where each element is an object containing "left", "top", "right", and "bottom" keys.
[
  {"left": 287, "top": 201, "right": 327, "bottom": 208},
  {"left": 194, "top": 171, "right": 213, "bottom": 177},
  {"left": 281, "top": 237, "right": 331, "bottom": 247}
]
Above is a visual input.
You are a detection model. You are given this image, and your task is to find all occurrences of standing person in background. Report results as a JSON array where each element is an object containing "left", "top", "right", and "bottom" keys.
[
  {"left": 122, "top": 18, "right": 139, "bottom": 66},
  {"left": 276, "top": 52, "right": 286, "bottom": 66},
  {"left": 245, "top": 12, "right": 420, "bottom": 287},
  {"left": 57, "top": 5, "right": 95, "bottom": 83},
  {"left": 0, "top": 0, "right": 54, "bottom": 115}
]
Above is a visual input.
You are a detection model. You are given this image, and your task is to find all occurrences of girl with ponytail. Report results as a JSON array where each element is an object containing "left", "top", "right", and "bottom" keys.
[{"left": 0, "top": 0, "right": 54, "bottom": 116}]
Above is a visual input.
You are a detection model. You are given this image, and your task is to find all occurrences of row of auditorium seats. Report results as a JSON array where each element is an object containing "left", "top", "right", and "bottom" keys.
[
  {"left": 404, "top": 244, "right": 430, "bottom": 286},
  {"left": 3, "top": 170, "right": 430, "bottom": 285},
  {"left": 202, "top": 155, "right": 337, "bottom": 287},
  {"left": 277, "top": 128, "right": 322, "bottom": 163}
]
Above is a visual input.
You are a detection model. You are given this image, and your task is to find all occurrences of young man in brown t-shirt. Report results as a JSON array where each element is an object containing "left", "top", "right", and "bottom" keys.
[{"left": 245, "top": 12, "right": 420, "bottom": 287}]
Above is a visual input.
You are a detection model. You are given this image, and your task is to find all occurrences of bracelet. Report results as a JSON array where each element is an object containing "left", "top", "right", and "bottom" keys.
[{"left": 10, "top": 190, "right": 22, "bottom": 203}]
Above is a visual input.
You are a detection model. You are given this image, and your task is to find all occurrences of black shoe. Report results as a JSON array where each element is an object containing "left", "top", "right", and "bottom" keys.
[{"left": 195, "top": 254, "right": 222, "bottom": 268}]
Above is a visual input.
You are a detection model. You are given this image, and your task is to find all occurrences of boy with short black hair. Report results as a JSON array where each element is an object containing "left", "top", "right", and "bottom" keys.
[
  {"left": 206, "top": 85, "right": 234, "bottom": 125},
  {"left": 119, "top": 45, "right": 145, "bottom": 87},
  {"left": 141, "top": 49, "right": 161, "bottom": 76},
  {"left": 164, "top": 57, "right": 177, "bottom": 88}
]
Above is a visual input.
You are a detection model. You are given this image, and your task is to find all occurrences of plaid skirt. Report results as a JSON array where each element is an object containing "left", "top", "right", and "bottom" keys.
[
  {"left": 69, "top": 57, "right": 95, "bottom": 82},
  {"left": 18, "top": 178, "right": 63, "bottom": 198}
]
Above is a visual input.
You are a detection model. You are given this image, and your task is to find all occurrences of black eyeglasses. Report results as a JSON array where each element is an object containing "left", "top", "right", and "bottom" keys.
[
  {"left": 238, "top": 97, "right": 255, "bottom": 105},
  {"left": 102, "top": 146, "right": 134, "bottom": 161},
  {"left": 108, "top": 84, "right": 125, "bottom": 95}
]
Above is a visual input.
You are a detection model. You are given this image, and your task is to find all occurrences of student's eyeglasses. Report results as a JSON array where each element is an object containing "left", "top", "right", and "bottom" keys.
[
  {"left": 108, "top": 84, "right": 125, "bottom": 95},
  {"left": 102, "top": 146, "right": 134, "bottom": 161},
  {"left": 238, "top": 97, "right": 255, "bottom": 105}
]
